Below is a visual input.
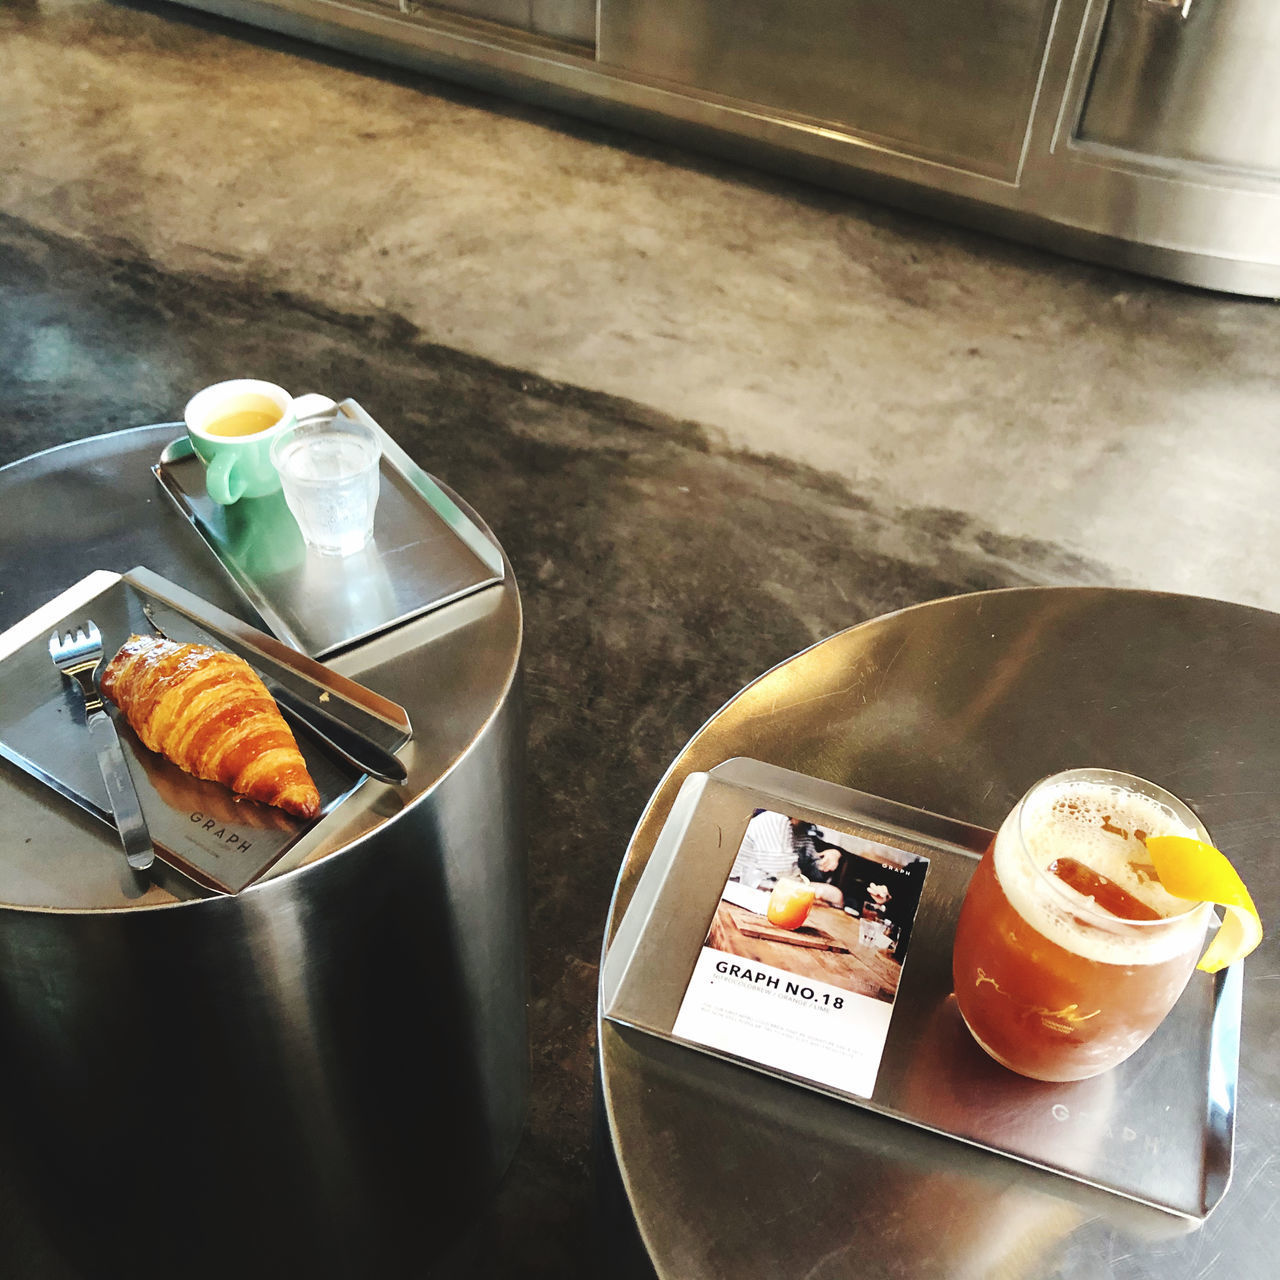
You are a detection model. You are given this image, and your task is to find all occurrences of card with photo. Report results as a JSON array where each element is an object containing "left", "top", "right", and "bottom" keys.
[{"left": 672, "top": 807, "right": 930, "bottom": 1098}]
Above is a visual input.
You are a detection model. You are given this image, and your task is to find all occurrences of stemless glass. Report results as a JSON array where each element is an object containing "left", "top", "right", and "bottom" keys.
[
  {"left": 270, "top": 415, "right": 381, "bottom": 557},
  {"left": 952, "top": 768, "right": 1214, "bottom": 1082}
]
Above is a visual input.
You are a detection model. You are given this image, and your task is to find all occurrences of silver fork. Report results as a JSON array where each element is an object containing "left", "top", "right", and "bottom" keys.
[{"left": 49, "top": 622, "right": 155, "bottom": 872}]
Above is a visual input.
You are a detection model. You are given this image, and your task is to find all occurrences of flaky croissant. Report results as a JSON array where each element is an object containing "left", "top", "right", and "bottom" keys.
[{"left": 101, "top": 634, "right": 321, "bottom": 819}]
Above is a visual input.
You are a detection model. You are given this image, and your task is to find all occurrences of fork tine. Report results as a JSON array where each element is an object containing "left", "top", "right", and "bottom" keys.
[{"left": 49, "top": 622, "right": 105, "bottom": 667}]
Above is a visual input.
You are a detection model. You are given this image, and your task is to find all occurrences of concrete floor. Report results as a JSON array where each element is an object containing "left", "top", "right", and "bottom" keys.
[
  {"left": 9, "top": 0, "right": 1280, "bottom": 608},
  {"left": 2, "top": 1, "right": 1279, "bottom": 1276}
]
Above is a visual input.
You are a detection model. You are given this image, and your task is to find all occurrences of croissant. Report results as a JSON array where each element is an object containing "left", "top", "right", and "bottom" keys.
[{"left": 101, "top": 634, "right": 321, "bottom": 819}]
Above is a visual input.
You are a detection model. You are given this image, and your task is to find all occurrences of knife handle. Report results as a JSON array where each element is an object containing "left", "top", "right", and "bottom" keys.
[
  {"left": 271, "top": 685, "right": 409, "bottom": 785},
  {"left": 87, "top": 712, "right": 155, "bottom": 871}
]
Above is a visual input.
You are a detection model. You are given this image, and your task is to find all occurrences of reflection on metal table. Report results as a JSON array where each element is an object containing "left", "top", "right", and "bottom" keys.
[
  {"left": 0, "top": 424, "right": 526, "bottom": 1278},
  {"left": 597, "top": 587, "right": 1279, "bottom": 1280}
]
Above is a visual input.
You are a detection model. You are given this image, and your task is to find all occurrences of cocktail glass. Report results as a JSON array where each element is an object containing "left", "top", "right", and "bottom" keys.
[
  {"left": 952, "top": 768, "right": 1213, "bottom": 1082},
  {"left": 767, "top": 877, "right": 816, "bottom": 931}
]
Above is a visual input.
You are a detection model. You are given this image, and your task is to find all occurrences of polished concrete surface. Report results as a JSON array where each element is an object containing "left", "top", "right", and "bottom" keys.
[{"left": 2, "top": 1, "right": 1279, "bottom": 1276}]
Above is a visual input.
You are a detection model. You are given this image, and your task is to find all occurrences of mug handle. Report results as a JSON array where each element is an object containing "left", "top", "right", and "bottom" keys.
[
  {"left": 205, "top": 451, "right": 245, "bottom": 506},
  {"left": 292, "top": 393, "right": 338, "bottom": 422}
]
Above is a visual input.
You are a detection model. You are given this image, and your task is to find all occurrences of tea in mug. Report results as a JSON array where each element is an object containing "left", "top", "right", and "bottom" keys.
[{"left": 205, "top": 395, "right": 285, "bottom": 438}]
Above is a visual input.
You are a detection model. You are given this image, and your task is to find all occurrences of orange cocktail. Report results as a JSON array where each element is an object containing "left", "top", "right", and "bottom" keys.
[
  {"left": 952, "top": 769, "right": 1213, "bottom": 1082},
  {"left": 767, "top": 878, "right": 816, "bottom": 930}
]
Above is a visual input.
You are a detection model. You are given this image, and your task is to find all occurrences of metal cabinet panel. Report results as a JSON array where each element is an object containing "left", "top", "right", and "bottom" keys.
[
  {"left": 1079, "top": 0, "right": 1280, "bottom": 175},
  {"left": 404, "top": 0, "right": 595, "bottom": 45},
  {"left": 165, "top": 0, "right": 1280, "bottom": 293},
  {"left": 598, "top": 0, "right": 1059, "bottom": 180},
  {"left": 429, "top": 0, "right": 536, "bottom": 28},
  {"left": 531, "top": 0, "right": 595, "bottom": 44}
]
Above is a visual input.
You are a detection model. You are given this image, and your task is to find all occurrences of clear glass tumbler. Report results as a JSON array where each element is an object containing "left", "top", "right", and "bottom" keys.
[{"left": 270, "top": 415, "right": 381, "bottom": 557}]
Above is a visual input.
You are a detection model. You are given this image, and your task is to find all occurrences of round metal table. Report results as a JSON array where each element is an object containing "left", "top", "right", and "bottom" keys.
[
  {"left": 0, "top": 426, "right": 526, "bottom": 1278},
  {"left": 598, "top": 588, "right": 1278, "bottom": 1280}
]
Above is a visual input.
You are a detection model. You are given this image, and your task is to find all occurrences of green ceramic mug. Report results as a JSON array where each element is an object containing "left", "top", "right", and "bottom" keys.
[{"left": 184, "top": 379, "right": 296, "bottom": 505}]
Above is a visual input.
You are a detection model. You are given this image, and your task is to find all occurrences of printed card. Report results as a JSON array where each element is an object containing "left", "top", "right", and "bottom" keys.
[{"left": 672, "top": 807, "right": 930, "bottom": 1098}]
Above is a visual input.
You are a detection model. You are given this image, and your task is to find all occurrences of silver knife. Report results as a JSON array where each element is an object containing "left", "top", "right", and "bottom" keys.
[{"left": 49, "top": 622, "right": 155, "bottom": 872}]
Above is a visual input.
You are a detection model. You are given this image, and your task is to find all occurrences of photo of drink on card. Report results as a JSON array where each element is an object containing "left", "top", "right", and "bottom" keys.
[{"left": 672, "top": 807, "right": 930, "bottom": 1099}]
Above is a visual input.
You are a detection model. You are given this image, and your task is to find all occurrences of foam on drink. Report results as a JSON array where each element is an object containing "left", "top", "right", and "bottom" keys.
[{"left": 993, "top": 776, "right": 1211, "bottom": 968}]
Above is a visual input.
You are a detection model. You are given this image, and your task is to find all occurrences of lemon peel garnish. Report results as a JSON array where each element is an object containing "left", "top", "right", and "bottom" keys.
[{"left": 1145, "top": 835, "right": 1263, "bottom": 974}]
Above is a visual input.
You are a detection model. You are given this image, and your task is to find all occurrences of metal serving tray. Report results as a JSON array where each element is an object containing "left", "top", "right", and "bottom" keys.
[
  {"left": 0, "top": 567, "right": 413, "bottom": 894},
  {"left": 602, "top": 757, "right": 1240, "bottom": 1220},
  {"left": 152, "top": 399, "right": 504, "bottom": 659}
]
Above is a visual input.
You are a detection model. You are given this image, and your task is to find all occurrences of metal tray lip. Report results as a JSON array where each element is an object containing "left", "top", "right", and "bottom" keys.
[
  {"left": 601, "top": 758, "right": 1240, "bottom": 1222},
  {"left": 604, "top": 974, "right": 1239, "bottom": 1224},
  {"left": 0, "top": 569, "right": 413, "bottom": 897},
  {"left": 150, "top": 399, "right": 505, "bottom": 659},
  {"left": 707, "top": 758, "right": 997, "bottom": 859}
]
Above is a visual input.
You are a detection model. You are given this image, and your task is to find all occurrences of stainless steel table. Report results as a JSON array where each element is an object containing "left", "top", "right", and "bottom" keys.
[
  {"left": 0, "top": 426, "right": 526, "bottom": 1278},
  {"left": 598, "top": 588, "right": 1278, "bottom": 1280}
]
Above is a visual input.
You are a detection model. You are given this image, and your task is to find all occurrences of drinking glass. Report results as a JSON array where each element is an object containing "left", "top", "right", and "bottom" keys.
[
  {"left": 952, "top": 768, "right": 1213, "bottom": 1082},
  {"left": 270, "top": 415, "right": 381, "bottom": 556}
]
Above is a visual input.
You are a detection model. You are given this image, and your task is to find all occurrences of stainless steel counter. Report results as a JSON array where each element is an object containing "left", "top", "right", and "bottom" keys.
[
  {"left": 597, "top": 587, "right": 1279, "bottom": 1279},
  {"left": 0, "top": 426, "right": 527, "bottom": 1278},
  {"left": 164, "top": 0, "right": 1280, "bottom": 295}
]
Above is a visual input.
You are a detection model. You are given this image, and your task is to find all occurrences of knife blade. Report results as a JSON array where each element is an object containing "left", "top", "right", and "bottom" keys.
[{"left": 86, "top": 707, "right": 156, "bottom": 870}]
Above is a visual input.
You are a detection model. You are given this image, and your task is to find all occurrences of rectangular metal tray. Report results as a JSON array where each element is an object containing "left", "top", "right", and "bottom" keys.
[
  {"left": 602, "top": 757, "right": 1239, "bottom": 1220},
  {"left": 152, "top": 399, "right": 504, "bottom": 658},
  {"left": 0, "top": 567, "right": 413, "bottom": 894}
]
